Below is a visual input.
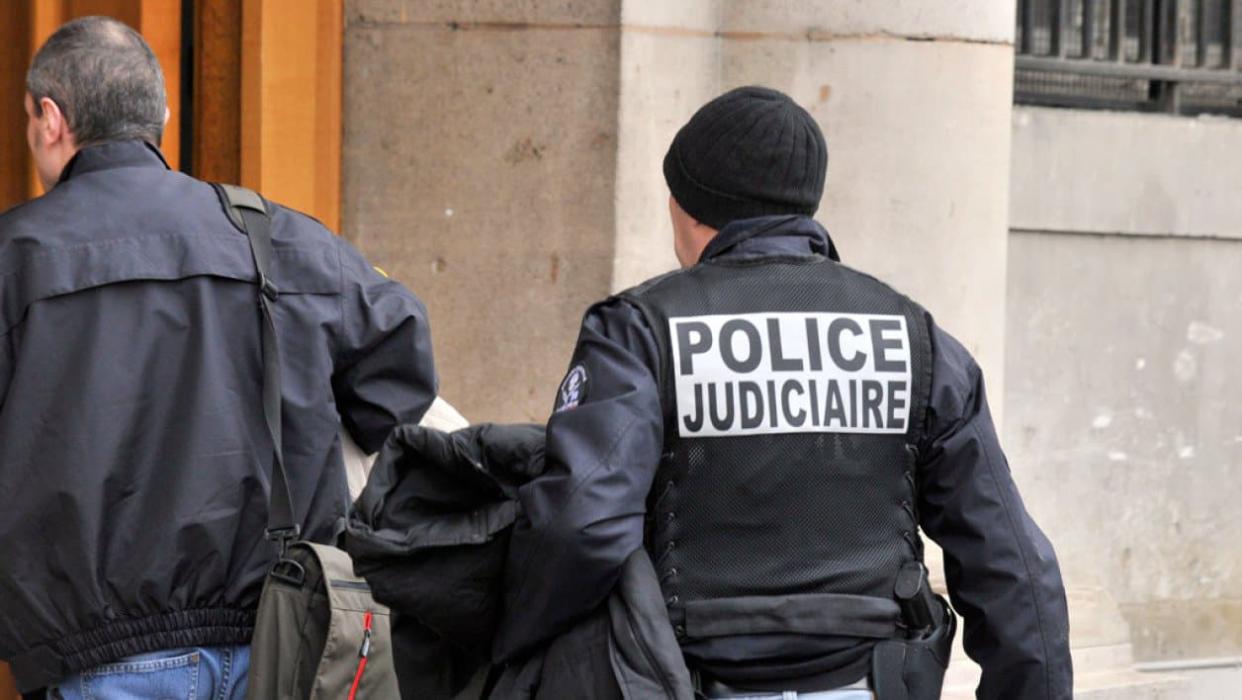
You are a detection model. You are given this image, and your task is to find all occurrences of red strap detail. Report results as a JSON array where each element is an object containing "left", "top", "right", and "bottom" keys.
[{"left": 347, "top": 658, "right": 368, "bottom": 700}]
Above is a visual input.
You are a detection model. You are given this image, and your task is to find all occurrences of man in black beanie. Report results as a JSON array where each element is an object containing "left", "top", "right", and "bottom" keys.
[{"left": 496, "top": 86, "right": 1072, "bottom": 700}]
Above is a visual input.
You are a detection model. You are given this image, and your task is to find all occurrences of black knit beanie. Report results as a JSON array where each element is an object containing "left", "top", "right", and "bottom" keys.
[{"left": 663, "top": 86, "right": 828, "bottom": 230}]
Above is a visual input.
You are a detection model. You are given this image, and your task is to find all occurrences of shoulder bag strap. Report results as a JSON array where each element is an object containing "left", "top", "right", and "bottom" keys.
[{"left": 212, "top": 183, "right": 300, "bottom": 553}]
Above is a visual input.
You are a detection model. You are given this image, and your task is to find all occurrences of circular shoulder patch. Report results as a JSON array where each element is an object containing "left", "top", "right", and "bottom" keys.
[{"left": 556, "top": 364, "right": 590, "bottom": 412}]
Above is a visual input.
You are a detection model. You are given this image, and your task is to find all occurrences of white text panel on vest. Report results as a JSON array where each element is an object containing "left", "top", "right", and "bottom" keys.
[{"left": 670, "top": 312, "right": 912, "bottom": 437}]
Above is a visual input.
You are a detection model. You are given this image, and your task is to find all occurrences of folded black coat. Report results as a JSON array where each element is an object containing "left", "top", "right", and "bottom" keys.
[{"left": 343, "top": 423, "right": 692, "bottom": 700}]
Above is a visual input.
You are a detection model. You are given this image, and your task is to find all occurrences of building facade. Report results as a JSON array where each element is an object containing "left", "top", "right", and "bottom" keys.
[{"left": 2, "top": 1, "right": 1239, "bottom": 697}]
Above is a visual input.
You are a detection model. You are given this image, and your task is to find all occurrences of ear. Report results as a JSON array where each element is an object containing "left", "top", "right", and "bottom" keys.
[
  {"left": 689, "top": 214, "right": 718, "bottom": 243},
  {"left": 163, "top": 105, "right": 170, "bottom": 126},
  {"left": 680, "top": 205, "right": 717, "bottom": 238},
  {"left": 36, "top": 96, "right": 70, "bottom": 146}
]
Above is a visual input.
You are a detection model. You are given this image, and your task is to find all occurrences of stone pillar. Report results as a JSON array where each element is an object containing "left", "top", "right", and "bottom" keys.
[
  {"left": 613, "top": 1, "right": 1016, "bottom": 403},
  {"left": 343, "top": 0, "right": 623, "bottom": 422},
  {"left": 612, "top": 2, "right": 1017, "bottom": 691}
]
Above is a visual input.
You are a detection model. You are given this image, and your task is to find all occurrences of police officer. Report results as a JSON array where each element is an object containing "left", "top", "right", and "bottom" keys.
[
  {"left": 0, "top": 17, "right": 436, "bottom": 697},
  {"left": 496, "top": 86, "right": 1072, "bottom": 699}
]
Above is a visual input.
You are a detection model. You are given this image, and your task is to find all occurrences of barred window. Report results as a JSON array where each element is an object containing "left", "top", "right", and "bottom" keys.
[{"left": 1016, "top": 0, "right": 1242, "bottom": 116}]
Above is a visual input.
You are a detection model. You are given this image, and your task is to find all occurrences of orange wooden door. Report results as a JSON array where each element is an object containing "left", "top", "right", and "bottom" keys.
[
  {"left": 0, "top": 0, "right": 342, "bottom": 223},
  {"left": 199, "top": 0, "right": 343, "bottom": 230},
  {"left": 0, "top": 667, "right": 13, "bottom": 700},
  {"left": 0, "top": 2, "right": 342, "bottom": 695},
  {"left": 0, "top": 0, "right": 182, "bottom": 211}
]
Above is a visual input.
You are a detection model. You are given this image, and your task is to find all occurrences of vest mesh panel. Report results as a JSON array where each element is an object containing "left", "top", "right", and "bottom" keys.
[{"left": 623, "top": 255, "right": 933, "bottom": 637}]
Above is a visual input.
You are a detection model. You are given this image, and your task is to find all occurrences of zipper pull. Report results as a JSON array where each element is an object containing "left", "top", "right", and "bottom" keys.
[
  {"left": 349, "top": 611, "right": 376, "bottom": 700},
  {"left": 359, "top": 610, "right": 373, "bottom": 658}
]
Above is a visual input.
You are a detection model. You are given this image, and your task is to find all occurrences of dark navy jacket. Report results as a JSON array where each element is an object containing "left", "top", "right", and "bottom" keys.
[
  {"left": 0, "top": 141, "right": 437, "bottom": 692},
  {"left": 498, "top": 216, "right": 1072, "bottom": 700}
]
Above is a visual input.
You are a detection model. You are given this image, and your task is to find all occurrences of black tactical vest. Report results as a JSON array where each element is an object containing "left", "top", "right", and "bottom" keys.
[{"left": 621, "top": 253, "right": 933, "bottom": 644}]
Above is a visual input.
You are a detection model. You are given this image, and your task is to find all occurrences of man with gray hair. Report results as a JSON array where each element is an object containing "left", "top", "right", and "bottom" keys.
[
  {"left": 1, "top": 16, "right": 438, "bottom": 698},
  {"left": 22, "top": 14, "right": 168, "bottom": 189}
]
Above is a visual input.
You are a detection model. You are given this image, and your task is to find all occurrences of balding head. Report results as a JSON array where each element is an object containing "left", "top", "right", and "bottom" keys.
[{"left": 26, "top": 16, "right": 166, "bottom": 147}]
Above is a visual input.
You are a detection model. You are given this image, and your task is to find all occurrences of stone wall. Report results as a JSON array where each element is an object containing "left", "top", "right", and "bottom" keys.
[
  {"left": 342, "top": 0, "right": 1242, "bottom": 687},
  {"left": 344, "top": 0, "right": 1017, "bottom": 425},
  {"left": 340, "top": 0, "right": 1242, "bottom": 690},
  {"left": 343, "top": 0, "right": 623, "bottom": 422}
]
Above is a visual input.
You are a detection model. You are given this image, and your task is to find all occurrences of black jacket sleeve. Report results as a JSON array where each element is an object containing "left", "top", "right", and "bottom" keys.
[
  {"left": 331, "top": 240, "right": 438, "bottom": 453},
  {"left": 0, "top": 331, "right": 10, "bottom": 416},
  {"left": 494, "top": 298, "right": 664, "bottom": 662},
  {"left": 917, "top": 322, "right": 1073, "bottom": 700}
]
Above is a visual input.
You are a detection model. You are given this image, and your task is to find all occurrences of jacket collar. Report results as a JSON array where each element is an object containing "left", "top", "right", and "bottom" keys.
[
  {"left": 699, "top": 215, "right": 840, "bottom": 264},
  {"left": 57, "top": 139, "right": 170, "bottom": 185}
]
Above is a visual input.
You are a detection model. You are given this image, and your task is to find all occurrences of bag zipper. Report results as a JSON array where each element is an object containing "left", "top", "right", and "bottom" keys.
[{"left": 347, "top": 611, "right": 374, "bottom": 700}]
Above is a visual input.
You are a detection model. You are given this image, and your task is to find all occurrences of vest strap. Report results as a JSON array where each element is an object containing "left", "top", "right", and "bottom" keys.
[{"left": 682, "top": 593, "right": 902, "bottom": 640}]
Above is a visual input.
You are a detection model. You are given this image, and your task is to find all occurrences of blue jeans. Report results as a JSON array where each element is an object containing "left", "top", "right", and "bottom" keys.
[
  {"left": 713, "top": 692, "right": 873, "bottom": 700},
  {"left": 50, "top": 645, "right": 249, "bottom": 700}
]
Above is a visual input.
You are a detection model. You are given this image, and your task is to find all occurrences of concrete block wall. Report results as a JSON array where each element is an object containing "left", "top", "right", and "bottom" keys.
[{"left": 1007, "top": 106, "right": 1242, "bottom": 663}]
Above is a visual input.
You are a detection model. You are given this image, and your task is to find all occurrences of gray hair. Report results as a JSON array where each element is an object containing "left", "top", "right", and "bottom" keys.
[{"left": 26, "top": 16, "right": 166, "bottom": 147}]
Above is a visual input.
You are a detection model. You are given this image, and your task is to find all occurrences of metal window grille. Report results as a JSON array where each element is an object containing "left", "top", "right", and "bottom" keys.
[{"left": 1016, "top": 0, "right": 1242, "bottom": 116}]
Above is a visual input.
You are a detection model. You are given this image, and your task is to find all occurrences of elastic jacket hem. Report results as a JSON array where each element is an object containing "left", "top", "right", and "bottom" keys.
[
  {"left": 679, "top": 593, "right": 902, "bottom": 640},
  {"left": 8, "top": 607, "right": 255, "bottom": 693}
]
